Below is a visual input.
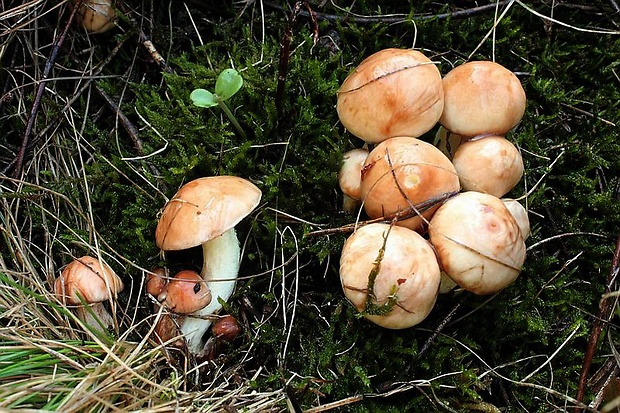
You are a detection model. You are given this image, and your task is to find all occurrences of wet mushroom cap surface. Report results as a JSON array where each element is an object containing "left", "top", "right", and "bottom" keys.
[{"left": 155, "top": 176, "right": 262, "bottom": 251}]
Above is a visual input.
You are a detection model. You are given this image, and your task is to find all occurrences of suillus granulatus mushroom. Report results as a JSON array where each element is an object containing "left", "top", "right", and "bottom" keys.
[
  {"left": 338, "top": 148, "right": 369, "bottom": 213},
  {"left": 337, "top": 48, "right": 444, "bottom": 144},
  {"left": 359, "top": 136, "right": 460, "bottom": 232},
  {"left": 72, "top": 0, "right": 117, "bottom": 33},
  {"left": 451, "top": 135, "right": 524, "bottom": 198},
  {"left": 428, "top": 191, "right": 526, "bottom": 295},
  {"left": 433, "top": 126, "right": 466, "bottom": 160},
  {"left": 440, "top": 61, "right": 526, "bottom": 137},
  {"left": 155, "top": 176, "right": 261, "bottom": 353},
  {"left": 54, "top": 255, "right": 124, "bottom": 334},
  {"left": 502, "top": 198, "right": 531, "bottom": 241},
  {"left": 339, "top": 223, "right": 441, "bottom": 329}
]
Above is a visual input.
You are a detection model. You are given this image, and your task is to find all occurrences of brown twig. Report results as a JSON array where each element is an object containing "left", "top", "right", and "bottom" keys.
[
  {"left": 275, "top": 1, "right": 318, "bottom": 117},
  {"left": 13, "top": 0, "right": 84, "bottom": 178},
  {"left": 94, "top": 84, "right": 144, "bottom": 154},
  {"left": 575, "top": 234, "right": 620, "bottom": 410},
  {"left": 266, "top": 1, "right": 513, "bottom": 24},
  {"left": 305, "top": 191, "right": 458, "bottom": 237}
]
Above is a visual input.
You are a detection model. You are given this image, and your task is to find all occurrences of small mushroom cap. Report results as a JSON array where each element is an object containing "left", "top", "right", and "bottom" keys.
[
  {"left": 73, "top": 0, "right": 117, "bottom": 34},
  {"left": 360, "top": 137, "right": 460, "bottom": 232},
  {"left": 340, "top": 223, "right": 441, "bottom": 329},
  {"left": 338, "top": 148, "right": 369, "bottom": 201},
  {"left": 337, "top": 48, "right": 444, "bottom": 143},
  {"left": 502, "top": 198, "right": 531, "bottom": 241},
  {"left": 157, "top": 270, "right": 212, "bottom": 314},
  {"left": 54, "top": 255, "right": 124, "bottom": 305},
  {"left": 428, "top": 191, "right": 526, "bottom": 295},
  {"left": 155, "top": 176, "right": 262, "bottom": 251},
  {"left": 452, "top": 135, "right": 524, "bottom": 198},
  {"left": 440, "top": 61, "right": 526, "bottom": 137},
  {"left": 146, "top": 267, "right": 168, "bottom": 297}
]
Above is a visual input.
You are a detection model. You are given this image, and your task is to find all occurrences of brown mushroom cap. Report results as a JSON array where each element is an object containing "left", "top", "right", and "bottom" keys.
[
  {"left": 428, "top": 191, "right": 526, "bottom": 295},
  {"left": 339, "top": 223, "right": 441, "bottom": 329},
  {"left": 155, "top": 176, "right": 262, "bottom": 251},
  {"left": 360, "top": 137, "right": 460, "bottom": 232},
  {"left": 54, "top": 255, "right": 124, "bottom": 304},
  {"left": 157, "top": 270, "right": 212, "bottom": 314},
  {"left": 452, "top": 135, "right": 524, "bottom": 197},
  {"left": 337, "top": 48, "right": 444, "bottom": 143},
  {"left": 439, "top": 61, "right": 526, "bottom": 137},
  {"left": 73, "top": 0, "right": 117, "bottom": 34}
]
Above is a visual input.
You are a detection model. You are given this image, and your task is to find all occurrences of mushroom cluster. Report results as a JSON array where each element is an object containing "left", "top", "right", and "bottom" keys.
[
  {"left": 335, "top": 48, "right": 530, "bottom": 328},
  {"left": 151, "top": 175, "right": 261, "bottom": 354}
]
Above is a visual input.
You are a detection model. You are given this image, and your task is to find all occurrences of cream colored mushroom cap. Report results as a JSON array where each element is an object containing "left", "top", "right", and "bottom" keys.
[
  {"left": 339, "top": 223, "right": 441, "bottom": 329},
  {"left": 428, "top": 191, "right": 526, "bottom": 295},
  {"left": 156, "top": 176, "right": 262, "bottom": 251},
  {"left": 54, "top": 256, "right": 124, "bottom": 304},
  {"left": 337, "top": 48, "right": 444, "bottom": 143},
  {"left": 440, "top": 61, "right": 526, "bottom": 137}
]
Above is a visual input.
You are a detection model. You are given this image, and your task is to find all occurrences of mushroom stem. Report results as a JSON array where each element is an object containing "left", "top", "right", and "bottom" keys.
[
  {"left": 180, "top": 228, "right": 241, "bottom": 353},
  {"left": 75, "top": 303, "right": 114, "bottom": 335}
]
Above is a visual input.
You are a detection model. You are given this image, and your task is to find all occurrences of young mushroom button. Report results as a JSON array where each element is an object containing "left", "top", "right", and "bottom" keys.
[
  {"left": 155, "top": 176, "right": 262, "bottom": 354},
  {"left": 157, "top": 270, "right": 212, "bottom": 314},
  {"left": 54, "top": 255, "right": 124, "bottom": 334}
]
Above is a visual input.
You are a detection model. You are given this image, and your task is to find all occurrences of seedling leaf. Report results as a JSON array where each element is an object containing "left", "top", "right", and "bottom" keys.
[
  {"left": 190, "top": 89, "right": 218, "bottom": 108},
  {"left": 215, "top": 69, "right": 243, "bottom": 100}
]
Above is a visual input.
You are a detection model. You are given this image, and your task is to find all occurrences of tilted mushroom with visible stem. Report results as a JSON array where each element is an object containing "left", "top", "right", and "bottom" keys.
[
  {"left": 155, "top": 176, "right": 262, "bottom": 354},
  {"left": 54, "top": 255, "right": 124, "bottom": 334},
  {"left": 149, "top": 270, "right": 213, "bottom": 349}
]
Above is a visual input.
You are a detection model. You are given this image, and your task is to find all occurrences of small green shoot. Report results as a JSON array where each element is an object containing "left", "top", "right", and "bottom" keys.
[{"left": 190, "top": 68, "right": 247, "bottom": 139}]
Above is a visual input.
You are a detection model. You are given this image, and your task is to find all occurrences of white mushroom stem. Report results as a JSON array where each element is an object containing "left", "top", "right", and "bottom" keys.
[{"left": 180, "top": 228, "right": 241, "bottom": 353}]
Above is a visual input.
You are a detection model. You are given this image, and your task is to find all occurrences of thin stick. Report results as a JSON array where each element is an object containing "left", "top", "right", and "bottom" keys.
[
  {"left": 13, "top": 0, "right": 83, "bottom": 177},
  {"left": 575, "top": 234, "right": 620, "bottom": 410}
]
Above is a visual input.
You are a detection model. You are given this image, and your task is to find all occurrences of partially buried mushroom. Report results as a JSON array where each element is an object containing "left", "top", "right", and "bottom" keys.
[
  {"left": 54, "top": 255, "right": 124, "bottom": 334},
  {"left": 155, "top": 176, "right": 261, "bottom": 354},
  {"left": 338, "top": 148, "right": 369, "bottom": 214}
]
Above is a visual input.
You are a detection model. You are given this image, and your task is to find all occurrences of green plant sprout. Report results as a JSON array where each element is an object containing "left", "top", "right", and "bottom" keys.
[{"left": 190, "top": 68, "right": 246, "bottom": 139}]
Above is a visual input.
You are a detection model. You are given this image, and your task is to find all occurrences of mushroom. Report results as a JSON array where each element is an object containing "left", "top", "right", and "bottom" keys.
[
  {"left": 451, "top": 135, "right": 524, "bottom": 198},
  {"left": 428, "top": 191, "right": 526, "bottom": 295},
  {"left": 339, "top": 223, "right": 441, "bottom": 329},
  {"left": 359, "top": 136, "right": 460, "bottom": 232},
  {"left": 502, "top": 198, "right": 531, "bottom": 241},
  {"left": 337, "top": 48, "right": 444, "bottom": 144},
  {"left": 338, "top": 148, "right": 369, "bottom": 213},
  {"left": 155, "top": 176, "right": 261, "bottom": 353},
  {"left": 440, "top": 61, "right": 526, "bottom": 137},
  {"left": 157, "top": 270, "right": 212, "bottom": 314},
  {"left": 54, "top": 255, "right": 124, "bottom": 334},
  {"left": 72, "top": 0, "right": 117, "bottom": 34}
]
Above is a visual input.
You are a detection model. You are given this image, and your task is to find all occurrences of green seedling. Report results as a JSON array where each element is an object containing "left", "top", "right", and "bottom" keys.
[{"left": 190, "top": 68, "right": 246, "bottom": 139}]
